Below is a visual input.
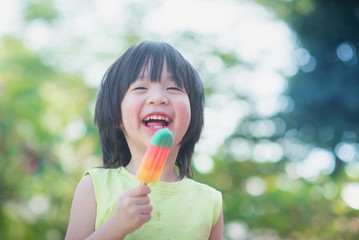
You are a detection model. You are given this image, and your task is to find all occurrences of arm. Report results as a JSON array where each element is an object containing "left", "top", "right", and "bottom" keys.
[
  {"left": 209, "top": 209, "right": 224, "bottom": 240},
  {"left": 65, "top": 175, "right": 153, "bottom": 240},
  {"left": 65, "top": 175, "right": 97, "bottom": 239}
]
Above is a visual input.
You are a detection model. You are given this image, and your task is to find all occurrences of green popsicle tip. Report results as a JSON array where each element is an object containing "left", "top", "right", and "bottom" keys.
[{"left": 151, "top": 128, "right": 174, "bottom": 148}]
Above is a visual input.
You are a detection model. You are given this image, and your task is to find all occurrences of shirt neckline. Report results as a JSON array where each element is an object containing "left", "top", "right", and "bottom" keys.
[{"left": 119, "top": 167, "right": 191, "bottom": 193}]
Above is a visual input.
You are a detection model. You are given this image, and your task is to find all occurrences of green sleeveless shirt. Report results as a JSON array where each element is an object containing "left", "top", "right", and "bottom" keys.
[{"left": 85, "top": 167, "right": 222, "bottom": 240}]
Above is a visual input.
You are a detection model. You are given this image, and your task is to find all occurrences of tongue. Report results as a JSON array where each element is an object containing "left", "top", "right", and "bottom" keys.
[{"left": 147, "top": 120, "right": 167, "bottom": 127}]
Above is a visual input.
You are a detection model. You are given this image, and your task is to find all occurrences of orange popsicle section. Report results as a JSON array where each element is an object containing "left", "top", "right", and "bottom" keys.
[
  {"left": 136, "top": 145, "right": 170, "bottom": 182},
  {"left": 136, "top": 128, "right": 173, "bottom": 183}
]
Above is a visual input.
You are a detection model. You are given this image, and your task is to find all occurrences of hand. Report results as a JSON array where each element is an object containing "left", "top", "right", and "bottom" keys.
[{"left": 109, "top": 184, "right": 153, "bottom": 238}]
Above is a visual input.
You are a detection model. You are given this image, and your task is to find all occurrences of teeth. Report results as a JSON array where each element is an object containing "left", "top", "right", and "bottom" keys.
[
  {"left": 144, "top": 115, "right": 170, "bottom": 122},
  {"left": 149, "top": 125, "right": 165, "bottom": 128}
]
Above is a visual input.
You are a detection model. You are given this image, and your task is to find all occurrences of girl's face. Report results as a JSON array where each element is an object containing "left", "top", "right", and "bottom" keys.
[{"left": 120, "top": 64, "right": 191, "bottom": 154}]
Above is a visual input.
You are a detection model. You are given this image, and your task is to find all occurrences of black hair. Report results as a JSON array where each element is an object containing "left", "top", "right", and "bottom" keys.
[{"left": 94, "top": 41, "right": 204, "bottom": 179}]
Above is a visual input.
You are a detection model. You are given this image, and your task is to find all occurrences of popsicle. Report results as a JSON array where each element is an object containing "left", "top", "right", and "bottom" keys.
[{"left": 136, "top": 128, "right": 174, "bottom": 183}]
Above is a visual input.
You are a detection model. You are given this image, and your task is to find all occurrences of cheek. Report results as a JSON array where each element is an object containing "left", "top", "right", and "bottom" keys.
[
  {"left": 176, "top": 98, "right": 191, "bottom": 130},
  {"left": 120, "top": 97, "right": 140, "bottom": 127},
  {"left": 184, "top": 104, "right": 191, "bottom": 128}
]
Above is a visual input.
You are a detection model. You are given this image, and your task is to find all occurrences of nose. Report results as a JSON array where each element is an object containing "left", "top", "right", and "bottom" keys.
[{"left": 147, "top": 89, "right": 168, "bottom": 105}]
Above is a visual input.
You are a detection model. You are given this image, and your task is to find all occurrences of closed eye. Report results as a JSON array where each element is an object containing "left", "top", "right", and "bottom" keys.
[
  {"left": 167, "top": 87, "right": 183, "bottom": 91},
  {"left": 133, "top": 87, "right": 147, "bottom": 91}
]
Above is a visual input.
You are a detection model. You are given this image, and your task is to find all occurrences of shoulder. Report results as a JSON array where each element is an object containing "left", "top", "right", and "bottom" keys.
[
  {"left": 183, "top": 179, "right": 223, "bottom": 212},
  {"left": 85, "top": 167, "right": 112, "bottom": 176},
  {"left": 73, "top": 174, "right": 96, "bottom": 205},
  {"left": 85, "top": 167, "right": 122, "bottom": 182},
  {"left": 84, "top": 167, "right": 138, "bottom": 203},
  {"left": 79, "top": 174, "right": 94, "bottom": 189},
  {"left": 185, "top": 179, "right": 222, "bottom": 200}
]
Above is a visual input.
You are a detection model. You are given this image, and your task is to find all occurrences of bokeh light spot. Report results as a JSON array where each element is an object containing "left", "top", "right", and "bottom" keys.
[
  {"left": 336, "top": 42, "right": 356, "bottom": 62},
  {"left": 246, "top": 176, "right": 266, "bottom": 196},
  {"left": 341, "top": 183, "right": 359, "bottom": 210},
  {"left": 296, "top": 148, "right": 335, "bottom": 181},
  {"left": 193, "top": 154, "right": 214, "bottom": 174},
  {"left": 335, "top": 142, "right": 357, "bottom": 162}
]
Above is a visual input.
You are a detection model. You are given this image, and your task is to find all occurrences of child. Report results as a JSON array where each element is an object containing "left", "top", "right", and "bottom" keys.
[{"left": 65, "top": 41, "right": 223, "bottom": 240}]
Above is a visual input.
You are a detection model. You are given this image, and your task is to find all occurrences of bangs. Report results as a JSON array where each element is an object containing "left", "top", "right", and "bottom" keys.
[{"left": 128, "top": 42, "right": 185, "bottom": 88}]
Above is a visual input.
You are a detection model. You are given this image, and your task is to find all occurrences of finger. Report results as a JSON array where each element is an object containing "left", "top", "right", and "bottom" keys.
[
  {"left": 140, "top": 213, "right": 152, "bottom": 223},
  {"left": 138, "top": 204, "right": 153, "bottom": 214},
  {"left": 129, "top": 185, "right": 151, "bottom": 197},
  {"left": 138, "top": 184, "right": 151, "bottom": 195},
  {"left": 132, "top": 195, "right": 150, "bottom": 205}
]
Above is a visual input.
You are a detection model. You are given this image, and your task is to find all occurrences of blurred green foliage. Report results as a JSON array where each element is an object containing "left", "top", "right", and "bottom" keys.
[
  {"left": 281, "top": 0, "right": 359, "bottom": 177},
  {"left": 24, "top": 0, "right": 58, "bottom": 22},
  {"left": 0, "top": 36, "right": 97, "bottom": 239},
  {"left": 1, "top": 0, "right": 359, "bottom": 239},
  {"left": 223, "top": 0, "right": 359, "bottom": 238}
]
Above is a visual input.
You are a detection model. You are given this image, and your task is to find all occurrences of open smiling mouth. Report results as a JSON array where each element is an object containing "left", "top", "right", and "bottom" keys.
[{"left": 143, "top": 115, "right": 171, "bottom": 129}]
